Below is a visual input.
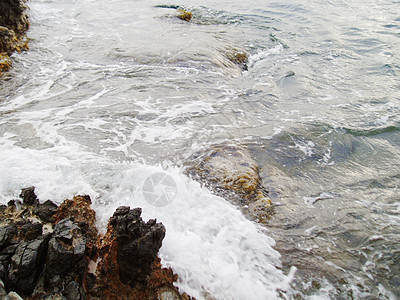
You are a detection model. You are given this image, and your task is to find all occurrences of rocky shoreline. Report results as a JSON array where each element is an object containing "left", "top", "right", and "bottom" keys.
[
  {"left": 0, "top": 0, "right": 30, "bottom": 74},
  {"left": 0, "top": 187, "right": 190, "bottom": 300}
]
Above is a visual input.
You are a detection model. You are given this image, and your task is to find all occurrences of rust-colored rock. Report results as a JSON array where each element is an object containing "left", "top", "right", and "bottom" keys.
[
  {"left": 90, "top": 206, "right": 185, "bottom": 300},
  {"left": 53, "top": 195, "right": 98, "bottom": 245}
]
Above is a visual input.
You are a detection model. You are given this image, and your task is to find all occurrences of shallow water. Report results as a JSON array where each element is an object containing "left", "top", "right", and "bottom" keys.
[{"left": 1, "top": 0, "right": 400, "bottom": 298}]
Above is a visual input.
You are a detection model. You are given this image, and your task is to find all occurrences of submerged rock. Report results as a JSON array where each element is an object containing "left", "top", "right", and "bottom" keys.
[
  {"left": 185, "top": 144, "right": 273, "bottom": 222},
  {"left": 177, "top": 9, "right": 193, "bottom": 22},
  {"left": 226, "top": 48, "right": 249, "bottom": 71}
]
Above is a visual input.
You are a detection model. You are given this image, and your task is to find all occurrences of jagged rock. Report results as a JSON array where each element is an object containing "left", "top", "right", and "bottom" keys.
[
  {"left": 53, "top": 195, "right": 98, "bottom": 246},
  {"left": 6, "top": 200, "right": 17, "bottom": 211},
  {"left": 5, "top": 232, "right": 49, "bottom": 295},
  {"left": 110, "top": 207, "right": 166, "bottom": 287},
  {"left": 19, "top": 222, "right": 42, "bottom": 240},
  {"left": 185, "top": 144, "right": 273, "bottom": 222},
  {"left": 33, "top": 200, "right": 58, "bottom": 223},
  {"left": 0, "top": 225, "right": 18, "bottom": 281},
  {"left": 19, "top": 186, "right": 38, "bottom": 206},
  {"left": 90, "top": 206, "right": 183, "bottom": 299},
  {"left": 45, "top": 218, "right": 87, "bottom": 299},
  {"left": 0, "top": 225, "right": 18, "bottom": 247},
  {"left": 0, "top": 188, "right": 189, "bottom": 300}
]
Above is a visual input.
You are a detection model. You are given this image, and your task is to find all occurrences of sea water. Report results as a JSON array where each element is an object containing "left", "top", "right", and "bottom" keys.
[{"left": 0, "top": 0, "right": 399, "bottom": 298}]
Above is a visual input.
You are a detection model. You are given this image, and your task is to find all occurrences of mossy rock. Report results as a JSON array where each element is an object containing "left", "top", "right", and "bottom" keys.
[
  {"left": 177, "top": 9, "right": 192, "bottom": 22},
  {"left": 185, "top": 144, "right": 273, "bottom": 222},
  {"left": 226, "top": 48, "right": 249, "bottom": 71},
  {"left": 0, "top": 54, "right": 12, "bottom": 73}
]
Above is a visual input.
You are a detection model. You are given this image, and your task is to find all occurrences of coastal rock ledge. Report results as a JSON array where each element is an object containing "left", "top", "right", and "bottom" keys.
[{"left": 0, "top": 187, "right": 191, "bottom": 300}]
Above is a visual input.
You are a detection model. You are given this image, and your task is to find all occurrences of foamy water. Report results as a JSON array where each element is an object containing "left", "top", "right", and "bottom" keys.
[
  {"left": 0, "top": 143, "right": 293, "bottom": 299},
  {"left": 1, "top": 0, "right": 400, "bottom": 298}
]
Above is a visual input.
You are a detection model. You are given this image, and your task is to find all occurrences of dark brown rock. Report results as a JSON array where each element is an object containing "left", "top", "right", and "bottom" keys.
[
  {"left": 19, "top": 186, "right": 38, "bottom": 206},
  {"left": 0, "top": 0, "right": 29, "bottom": 35}
]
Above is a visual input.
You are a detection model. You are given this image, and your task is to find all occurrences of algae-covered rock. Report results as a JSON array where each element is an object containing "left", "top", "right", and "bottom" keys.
[
  {"left": 226, "top": 48, "right": 249, "bottom": 71},
  {"left": 185, "top": 144, "right": 273, "bottom": 222},
  {"left": 177, "top": 9, "right": 192, "bottom": 22},
  {"left": 0, "top": 0, "right": 30, "bottom": 75}
]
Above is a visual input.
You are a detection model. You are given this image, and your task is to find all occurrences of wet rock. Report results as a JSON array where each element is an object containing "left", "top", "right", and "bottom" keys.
[
  {"left": 20, "top": 186, "right": 38, "bottom": 206},
  {"left": 0, "top": 53, "right": 12, "bottom": 73},
  {"left": 0, "top": 279, "right": 6, "bottom": 298},
  {"left": 226, "top": 48, "right": 249, "bottom": 71},
  {"left": 5, "top": 291, "right": 23, "bottom": 300},
  {"left": 185, "top": 144, "right": 273, "bottom": 221},
  {"left": 33, "top": 200, "right": 58, "bottom": 223},
  {"left": 6, "top": 200, "right": 17, "bottom": 211},
  {"left": 64, "top": 280, "right": 85, "bottom": 300},
  {"left": 90, "top": 206, "right": 183, "bottom": 299},
  {"left": 0, "top": 219, "right": 49, "bottom": 296},
  {"left": 19, "top": 222, "right": 42, "bottom": 240},
  {"left": 0, "top": 27, "right": 17, "bottom": 56},
  {"left": 110, "top": 207, "right": 166, "bottom": 287},
  {"left": 157, "top": 286, "right": 183, "bottom": 300},
  {"left": 177, "top": 9, "right": 192, "bottom": 22},
  {"left": 5, "top": 233, "right": 49, "bottom": 295},
  {"left": 0, "top": 0, "right": 30, "bottom": 74},
  {"left": 0, "top": 188, "right": 189, "bottom": 299},
  {"left": 0, "top": 0, "right": 29, "bottom": 35},
  {"left": 45, "top": 218, "right": 87, "bottom": 299},
  {"left": 0, "top": 225, "right": 18, "bottom": 247},
  {"left": 53, "top": 195, "right": 98, "bottom": 245}
]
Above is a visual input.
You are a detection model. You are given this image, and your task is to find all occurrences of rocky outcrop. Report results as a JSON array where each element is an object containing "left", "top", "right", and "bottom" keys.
[
  {"left": 0, "top": 187, "right": 189, "bottom": 299},
  {"left": 185, "top": 144, "right": 273, "bottom": 222},
  {"left": 89, "top": 207, "right": 186, "bottom": 300},
  {"left": 0, "top": 0, "right": 30, "bottom": 74}
]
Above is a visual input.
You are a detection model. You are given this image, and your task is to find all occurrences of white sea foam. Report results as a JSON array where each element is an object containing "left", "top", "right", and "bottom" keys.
[
  {"left": 93, "top": 165, "right": 294, "bottom": 299},
  {"left": 0, "top": 144, "right": 292, "bottom": 299}
]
